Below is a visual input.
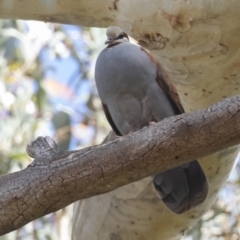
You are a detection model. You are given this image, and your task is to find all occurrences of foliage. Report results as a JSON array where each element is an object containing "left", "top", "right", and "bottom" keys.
[{"left": 0, "top": 20, "right": 109, "bottom": 240}]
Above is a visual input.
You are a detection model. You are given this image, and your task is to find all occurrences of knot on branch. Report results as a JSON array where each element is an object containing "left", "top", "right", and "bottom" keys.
[
  {"left": 26, "top": 136, "right": 61, "bottom": 165},
  {"left": 26, "top": 136, "right": 58, "bottom": 158}
]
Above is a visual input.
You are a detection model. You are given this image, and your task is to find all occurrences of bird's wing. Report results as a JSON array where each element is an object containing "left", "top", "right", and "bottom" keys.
[
  {"left": 156, "top": 63, "right": 185, "bottom": 115},
  {"left": 102, "top": 102, "right": 122, "bottom": 136},
  {"left": 140, "top": 47, "right": 184, "bottom": 115}
]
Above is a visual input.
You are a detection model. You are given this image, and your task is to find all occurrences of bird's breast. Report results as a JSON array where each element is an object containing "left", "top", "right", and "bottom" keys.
[{"left": 95, "top": 43, "right": 157, "bottom": 101}]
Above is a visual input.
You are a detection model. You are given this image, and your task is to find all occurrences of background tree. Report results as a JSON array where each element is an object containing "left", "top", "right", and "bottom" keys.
[
  {"left": 0, "top": 20, "right": 106, "bottom": 240},
  {"left": 0, "top": 0, "right": 240, "bottom": 239}
]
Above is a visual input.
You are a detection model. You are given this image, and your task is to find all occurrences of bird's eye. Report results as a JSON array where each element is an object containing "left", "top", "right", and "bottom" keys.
[
  {"left": 116, "top": 32, "right": 129, "bottom": 41},
  {"left": 119, "top": 33, "right": 124, "bottom": 38}
]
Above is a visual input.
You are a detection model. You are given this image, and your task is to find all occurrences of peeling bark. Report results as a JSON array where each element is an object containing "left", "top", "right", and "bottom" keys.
[{"left": 0, "top": 95, "right": 240, "bottom": 236}]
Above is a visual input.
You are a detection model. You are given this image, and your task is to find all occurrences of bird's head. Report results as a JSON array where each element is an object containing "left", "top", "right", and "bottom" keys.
[{"left": 105, "top": 26, "right": 129, "bottom": 45}]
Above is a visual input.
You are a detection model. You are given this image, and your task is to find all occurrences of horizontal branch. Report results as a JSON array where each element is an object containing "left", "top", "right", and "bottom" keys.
[
  {"left": 0, "top": 95, "right": 240, "bottom": 235},
  {"left": 0, "top": 0, "right": 116, "bottom": 26}
]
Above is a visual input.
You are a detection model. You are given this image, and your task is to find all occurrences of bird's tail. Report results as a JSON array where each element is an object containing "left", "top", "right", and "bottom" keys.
[{"left": 153, "top": 161, "right": 208, "bottom": 214}]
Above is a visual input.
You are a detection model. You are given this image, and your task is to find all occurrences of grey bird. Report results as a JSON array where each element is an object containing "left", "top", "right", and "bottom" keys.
[{"left": 95, "top": 26, "right": 209, "bottom": 214}]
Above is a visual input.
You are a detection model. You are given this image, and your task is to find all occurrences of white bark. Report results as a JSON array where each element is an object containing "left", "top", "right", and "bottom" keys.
[{"left": 1, "top": 0, "right": 239, "bottom": 239}]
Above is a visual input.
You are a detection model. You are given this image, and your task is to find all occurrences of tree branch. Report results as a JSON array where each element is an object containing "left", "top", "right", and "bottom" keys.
[{"left": 0, "top": 95, "right": 240, "bottom": 236}]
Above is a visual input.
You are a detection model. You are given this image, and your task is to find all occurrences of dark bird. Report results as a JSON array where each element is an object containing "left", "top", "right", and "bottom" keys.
[{"left": 95, "top": 26, "right": 208, "bottom": 214}]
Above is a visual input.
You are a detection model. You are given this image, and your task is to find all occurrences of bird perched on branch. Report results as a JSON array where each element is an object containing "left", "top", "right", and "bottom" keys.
[{"left": 95, "top": 26, "right": 208, "bottom": 214}]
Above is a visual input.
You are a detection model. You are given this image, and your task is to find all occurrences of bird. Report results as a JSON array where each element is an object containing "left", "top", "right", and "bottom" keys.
[{"left": 94, "top": 26, "right": 209, "bottom": 214}]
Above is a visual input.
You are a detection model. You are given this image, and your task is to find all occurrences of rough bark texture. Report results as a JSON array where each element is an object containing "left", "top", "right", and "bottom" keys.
[
  {"left": 0, "top": 95, "right": 240, "bottom": 236},
  {"left": 1, "top": 0, "right": 240, "bottom": 239}
]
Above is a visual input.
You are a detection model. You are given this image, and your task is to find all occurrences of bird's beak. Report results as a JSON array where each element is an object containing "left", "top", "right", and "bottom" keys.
[{"left": 105, "top": 38, "right": 113, "bottom": 45}]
